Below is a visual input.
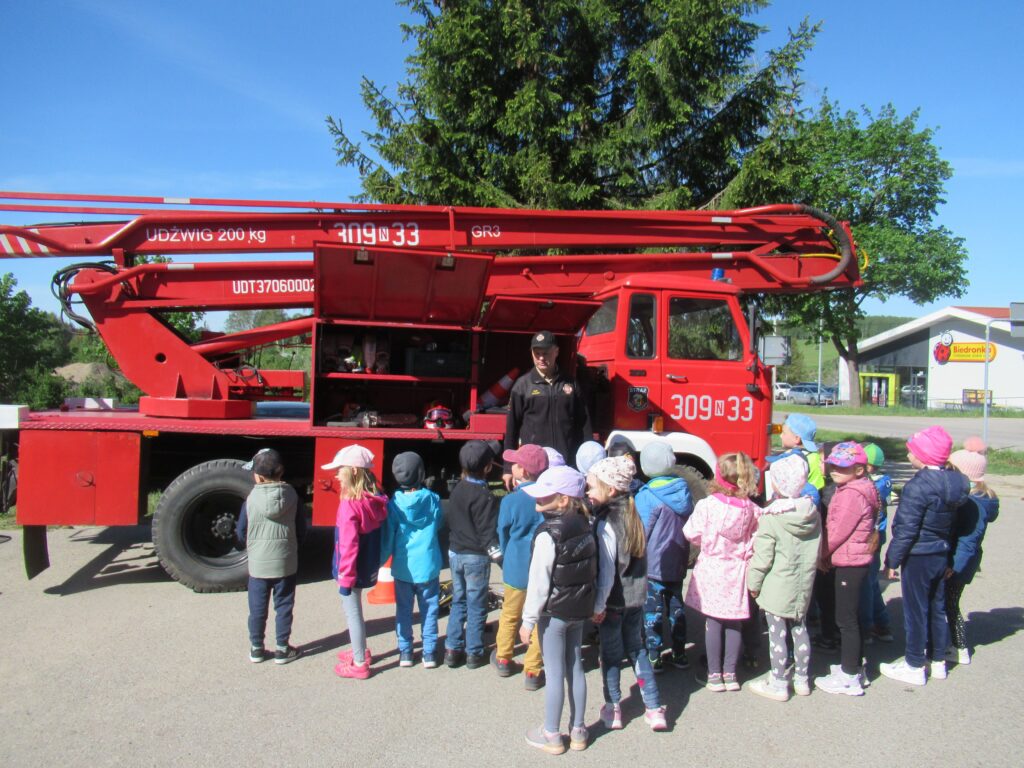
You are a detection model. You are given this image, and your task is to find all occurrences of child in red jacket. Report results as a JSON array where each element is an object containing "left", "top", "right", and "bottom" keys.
[{"left": 814, "top": 442, "right": 879, "bottom": 696}]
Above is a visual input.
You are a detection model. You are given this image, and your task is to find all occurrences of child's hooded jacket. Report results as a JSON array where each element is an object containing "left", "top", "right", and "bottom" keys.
[
  {"left": 381, "top": 487, "right": 443, "bottom": 584},
  {"left": 333, "top": 494, "right": 389, "bottom": 589}
]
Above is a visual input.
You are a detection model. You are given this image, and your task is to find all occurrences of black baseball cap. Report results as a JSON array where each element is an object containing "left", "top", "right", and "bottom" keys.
[
  {"left": 530, "top": 330, "right": 557, "bottom": 349},
  {"left": 459, "top": 440, "right": 497, "bottom": 473}
]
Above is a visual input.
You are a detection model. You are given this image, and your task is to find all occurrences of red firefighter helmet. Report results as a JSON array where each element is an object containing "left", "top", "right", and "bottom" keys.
[{"left": 423, "top": 401, "right": 454, "bottom": 429}]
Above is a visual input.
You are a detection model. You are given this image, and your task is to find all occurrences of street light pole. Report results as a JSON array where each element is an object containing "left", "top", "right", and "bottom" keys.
[{"left": 982, "top": 318, "right": 1009, "bottom": 446}]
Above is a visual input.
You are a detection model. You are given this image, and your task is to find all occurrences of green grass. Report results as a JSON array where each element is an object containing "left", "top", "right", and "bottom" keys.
[
  {"left": 775, "top": 402, "right": 1024, "bottom": 418},
  {"left": 989, "top": 448, "right": 1024, "bottom": 475}
]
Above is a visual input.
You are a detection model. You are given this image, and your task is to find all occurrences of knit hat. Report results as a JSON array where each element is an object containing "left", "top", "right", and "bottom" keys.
[
  {"left": 460, "top": 440, "right": 496, "bottom": 473},
  {"left": 392, "top": 452, "right": 425, "bottom": 489},
  {"left": 575, "top": 441, "right": 607, "bottom": 476},
  {"left": 963, "top": 436, "right": 987, "bottom": 454},
  {"left": 949, "top": 449, "right": 986, "bottom": 482},
  {"left": 543, "top": 447, "right": 566, "bottom": 467},
  {"left": 826, "top": 441, "right": 868, "bottom": 468},
  {"left": 906, "top": 426, "right": 953, "bottom": 467},
  {"left": 322, "top": 444, "right": 375, "bottom": 470},
  {"left": 590, "top": 455, "right": 636, "bottom": 493},
  {"left": 640, "top": 441, "right": 676, "bottom": 478},
  {"left": 770, "top": 453, "right": 809, "bottom": 498},
  {"left": 503, "top": 444, "right": 548, "bottom": 477},
  {"left": 862, "top": 443, "right": 885, "bottom": 468},
  {"left": 784, "top": 413, "right": 818, "bottom": 452},
  {"left": 522, "top": 465, "right": 587, "bottom": 499}
]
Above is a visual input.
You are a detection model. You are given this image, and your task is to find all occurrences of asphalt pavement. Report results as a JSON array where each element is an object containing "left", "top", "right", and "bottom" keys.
[
  {"left": 2, "top": 476, "right": 1023, "bottom": 767},
  {"left": 800, "top": 412, "right": 1022, "bottom": 451}
]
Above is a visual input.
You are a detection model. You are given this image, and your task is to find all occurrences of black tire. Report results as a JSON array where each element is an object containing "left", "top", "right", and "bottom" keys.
[
  {"left": 152, "top": 459, "right": 252, "bottom": 593},
  {"left": 674, "top": 464, "right": 709, "bottom": 503}
]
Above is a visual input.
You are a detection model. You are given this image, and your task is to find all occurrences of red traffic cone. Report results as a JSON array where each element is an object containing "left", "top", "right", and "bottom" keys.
[{"left": 367, "top": 557, "right": 396, "bottom": 605}]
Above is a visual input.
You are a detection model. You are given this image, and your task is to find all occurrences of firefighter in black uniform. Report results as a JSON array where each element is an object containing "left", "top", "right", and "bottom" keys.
[{"left": 502, "top": 331, "right": 593, "bottom": 491}]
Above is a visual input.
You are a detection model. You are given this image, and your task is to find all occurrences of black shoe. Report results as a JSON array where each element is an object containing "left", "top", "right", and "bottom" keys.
[
  {"left": 274, "top": 645, "right": 301, "bottom": 665},
  {"left": 249, "top": 646, "right": 266, "bottom": 663},
  {"left": 445, "top": 649, "right": 466, "bottom": 668},
  {"left": 491, "top": 649, "right": 514, "bottom": 677},
  {"left": 811, "top": 635, "right": 840, "bottom": 653},
  {"left": 524, "top": 670, "right": 545, "bottom": 691},
  {"left": 466, "top": 653, "right": 487, "bottom": 669},
  {"left": 669, "top": 651, "right": 690, "bottom": 670}
]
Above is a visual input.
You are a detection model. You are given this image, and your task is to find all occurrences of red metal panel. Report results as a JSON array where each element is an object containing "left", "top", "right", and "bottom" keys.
[
  {"left": 481, "top": 296, "right": 601, "bottom": 333},
  {"left": 312, "top": 437, "right": 385, "bottom": 527},
  {"left": 16, "top": 431, "right": 140, "bottom": 526}
]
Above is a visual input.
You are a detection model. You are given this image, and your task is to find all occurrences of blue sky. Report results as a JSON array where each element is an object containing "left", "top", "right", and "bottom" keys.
[{"left": 2, "top": 0, "right": 1021, "bottom": 323}]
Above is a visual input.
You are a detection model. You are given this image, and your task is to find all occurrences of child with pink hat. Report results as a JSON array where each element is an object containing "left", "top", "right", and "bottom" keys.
[
  {"left": 944, "top": 448, "right": 1000, "bottom": 665},
  {"left": 880, "top": 427, "right": 970, "bottom": 687}
]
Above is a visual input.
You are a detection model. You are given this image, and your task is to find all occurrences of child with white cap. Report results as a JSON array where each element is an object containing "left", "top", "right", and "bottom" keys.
[
  {"left": 323, "top": 444, "right": 389, "bottom": 680},
  {"left": 519, "top": 466, "right": 596, "bottom": 755}
]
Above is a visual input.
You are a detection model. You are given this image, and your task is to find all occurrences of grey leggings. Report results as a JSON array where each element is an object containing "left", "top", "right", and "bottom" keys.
[
  {"left": 341, "top": 589, "right": 367, "bottom": 663},
  {"left": 705, "top": 616, "right": 743, "bottom": 675},
  {"left": 766, "top": 612, "right": 810, "bottom": 681},
  {"left": 539, "top": 616, "right": 586, "bottom": 733}
]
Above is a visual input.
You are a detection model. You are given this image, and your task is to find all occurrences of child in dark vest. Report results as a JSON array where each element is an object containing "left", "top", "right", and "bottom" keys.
[
  {"left": 520, "top": 466, "right": 597, "bottom": 755},
  {"left": 238, "top": 447, "right": 303, "bottom": 664},
  {"left": 589, "top": 456, "right": 668, "bottom": 733}
]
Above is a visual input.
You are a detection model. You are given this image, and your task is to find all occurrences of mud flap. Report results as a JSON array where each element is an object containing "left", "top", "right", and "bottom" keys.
[{"left": 23, "top": 524, "right": 49, "bottom": 579}]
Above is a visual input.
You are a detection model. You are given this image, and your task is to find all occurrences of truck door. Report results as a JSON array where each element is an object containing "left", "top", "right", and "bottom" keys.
[
  {"left": 614, "top": 291, "right": 661, "bottom": 431},
  {"left": 659, "top": 294, "right": 760, "bottom": 456}
]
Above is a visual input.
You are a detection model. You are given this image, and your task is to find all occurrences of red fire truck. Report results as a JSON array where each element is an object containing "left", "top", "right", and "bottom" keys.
[{"left": 0, "top": 191, "right": 859, "bottom": 591}]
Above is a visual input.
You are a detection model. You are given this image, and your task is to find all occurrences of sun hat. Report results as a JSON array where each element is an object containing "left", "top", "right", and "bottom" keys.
[
  {"left": 862, "top": 443, "right": 885, "bottom": 468},
  {"left": 322, "top": 444, "right": 375, "bottom": 470},
  {"left": 906, "top": 426, "right": 953, "bottom": 467},
  {"left": 770, "top": 453, "right": 809, "bottom": 498},
  {"left": 784, "top": 413, "right": 818, "bottom": 452},
  {"left": 590, "top": 456, "right": 636, "bottom": 493},
  {"left": 392, "top": 452, "right": 425, "bottom": 489},
  {"left": 503, "top": 444, "right": 549, "bottom": 477},
  {"left": 521, "top": 465, "right": 587, "bottom": 499},
  {"left": 640, "top": 441, "right": 676, "bottom": 478},
  {"left": 826, "top": 441, "right": 868, "bottom": 468},
  {"left": 575, "top": 441, "right": 607, "bottom": 476},
  {"left": 949, "top": 449, "right": 986, "bottom": 482}
]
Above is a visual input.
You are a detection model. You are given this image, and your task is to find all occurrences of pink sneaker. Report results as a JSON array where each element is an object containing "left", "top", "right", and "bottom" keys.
[
  {"left": 644, "top": 706, "right": 668, "bottom": 731},
  {"left": 334, "top": 658, "right": 371, "bottom": 679},
  {"left": 336, "top": 648, "right": 372, "bottom": 665}
]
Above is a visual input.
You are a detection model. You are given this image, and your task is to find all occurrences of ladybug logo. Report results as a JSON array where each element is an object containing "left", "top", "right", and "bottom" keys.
[{"left": 933, "top": 342, "right": 951, "bottom": 364}]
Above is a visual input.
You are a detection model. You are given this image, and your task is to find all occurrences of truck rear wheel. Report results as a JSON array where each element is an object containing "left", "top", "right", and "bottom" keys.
[
  {"left": 675, "top": 465, "right": 709, "bottom": 503},
  {"left": 152, "top": 459, "right": 252, "bottom": 592}
]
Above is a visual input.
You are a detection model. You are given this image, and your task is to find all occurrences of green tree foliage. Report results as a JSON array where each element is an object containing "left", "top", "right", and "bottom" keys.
[
  {"left": 0, "top": 274, "right": 72, "bottom": 408},
  {"left": 329, "top": 0, "right": 817, "bottom": 209},
  {"left": 223, "top": 309, "right": 311, "bottom": 375},
  {"left": 723, "top": 99, "right": 968, "bottom": 404}
]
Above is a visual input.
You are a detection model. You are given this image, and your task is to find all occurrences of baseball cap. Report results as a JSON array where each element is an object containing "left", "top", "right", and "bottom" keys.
[
  {"left": 503, "top": 444, "right": 548, "bottom": 477},
  {"left": 244, "top": 447, "right": 283, "bottom": 477},
  {"left": 243, "top": 447, "right": 272, "bottom": 471},
  {"left": 543, "top": 447, "right": 566, "bottom": 467},
  {"left": 862, "top": 443, "right": 885, "bottom": 468},
  {"left": 530, "top": 330, "right": 556, "bottom": 349},
  {"left": 321, "top": 444, "right": 375, "bottom": 470},
  {"left": 784, "top": 413, "right": 818, "bottom": 452},
  {"left": 826, "top": 441, "right": 868, "bottom": 468},
  {"left": 521, "top": 465, "right": 587, "bottom": 499},
  {"left": 460, "top": 440, "right": 496, "bottom": 473}
]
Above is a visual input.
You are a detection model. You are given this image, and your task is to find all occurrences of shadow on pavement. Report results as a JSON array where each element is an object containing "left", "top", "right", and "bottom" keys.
[{"left": 44, "top": 526, "right": 170, "bottom": 596}]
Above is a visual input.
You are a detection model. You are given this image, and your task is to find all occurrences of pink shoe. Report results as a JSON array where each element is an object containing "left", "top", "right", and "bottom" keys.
[
  {"left": 334, "top": 658, "right": 371, "bottom": 679},
  {"left": 336, "top": 648, "right": 372, "bottom": 665}
]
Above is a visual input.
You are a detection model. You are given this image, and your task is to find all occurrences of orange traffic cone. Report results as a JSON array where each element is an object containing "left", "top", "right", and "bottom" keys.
[
  {"left": 480, "top": 368, "right": 519, "bottom": 410},
  {"left": 367, "top": 556, "right": 396, "bottom": 604}
]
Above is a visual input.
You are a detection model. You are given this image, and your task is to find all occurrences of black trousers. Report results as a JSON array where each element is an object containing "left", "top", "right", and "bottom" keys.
[{"left": 834, "top": 566, "right": 868, "bottom": 675}]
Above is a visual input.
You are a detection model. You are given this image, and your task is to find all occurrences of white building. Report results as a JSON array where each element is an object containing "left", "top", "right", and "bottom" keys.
[{"left": 837, "top": 306, "right": 1024, "bottom": 410}]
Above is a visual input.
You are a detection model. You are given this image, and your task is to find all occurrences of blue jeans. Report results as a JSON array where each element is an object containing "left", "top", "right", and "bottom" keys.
[
  {"left": 901, "top": 553, "right": 949, "bottom": 668},
  {"left": 247, "top": 574, "right": 296, "bottom": 648},
  {"left": 395, "top": 577, "right": 440, "bottom": 656},
  {"left": 644, "top": 580, "right": 687, "bottom": 657},
  {"left": 600, "top": 607, "right": 660, "bottom": 709},
  {"left": 445, "top": 551, "right": 490, "bottom": 656},
  {"left": 858, "top": 530, "right": 891, "bottom": 630}
]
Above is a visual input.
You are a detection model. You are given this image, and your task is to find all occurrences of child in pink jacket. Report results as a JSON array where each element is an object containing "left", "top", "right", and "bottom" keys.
[
  {"left": 815, "top": 441, "right": 880, "bottom": 697},
  {"left": 683, "top": 452, "right": 761, "bottom": 692},
  {"left": 323, "top": 444, "right": 389, "bottom": 680}
]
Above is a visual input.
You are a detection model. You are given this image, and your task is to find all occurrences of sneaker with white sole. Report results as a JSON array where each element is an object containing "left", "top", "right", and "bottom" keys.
[
  {"left": 525, "top": 726, "right": 565, "bottom": 755},
  {"left": 706, "top": 672, "right": 726, "bottom": 692},
  {"left": 249, "top": 646, "right": 266, "bottom": 663},
  {"left": 945, "top": 646, "right": 971, "bottom": 665},
  {"left": 879, "top": 658, "right": 926, "bottom": 686},
  {"left": 815, "top": 669, "right": 864, "bottom": 696},
  {"left": 274, "top": 645, "right": 301, "bottom": 665},
  {"left": 644, "top": 706, "right": 668, "bottom": 731},
  {"left": 569, "top": 726, "right": 588, "bottom": 751},
  {"left": 722, "top": 672, "right": 740, "bottom": 691},
  {"left": 831, "top": 662, "right": 870, "bottom": 688},
  {"left": 930, "top": 660, "right": 947, "bottom": 680},
  {"left": 748, "top": 675, "right": 790, "bottom": 702},
  {"left": 600, "top": 702, "right": 623, "bottom": 730},
  {"left": 793, "top": 676, "right": 811, "bottom": 696}
]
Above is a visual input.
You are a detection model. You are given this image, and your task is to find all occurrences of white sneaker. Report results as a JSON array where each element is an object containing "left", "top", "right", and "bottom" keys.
[
  {"left": 749, "top": 675, "right": 790, "bottom": 702},
  {"left": 829, "top": 662, "right": 870, "bottom": 689},
  {"left": 793, "top": 676, "right": 811, "bottom": 696},
  {"left": 600, "top": 702, "right": 623, "bottom": 730},
  {"left": 930, "top": 660, "right": 948, "bottom": 680},
  {"left": 880, "top": 658, "right": 926, "bottom": 686},
  {"left": 815, "top": 669, "right": 864, "bottom": 696},
  {"left": 945, "top": 646, "right": 971, "bottom": 665}
]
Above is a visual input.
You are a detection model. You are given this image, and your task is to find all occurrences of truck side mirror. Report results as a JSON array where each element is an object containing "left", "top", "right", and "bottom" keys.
[{"left": 758, "top": 335, "right": 791, "bottom": 366}]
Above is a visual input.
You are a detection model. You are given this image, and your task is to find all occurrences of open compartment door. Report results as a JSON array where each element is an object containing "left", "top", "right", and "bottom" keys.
[
  {"left": 480, "top": 295, "right": 602, "bottom": 334},
  {"left": 315, "top": 244, "right": 493, "bottom": 326}
]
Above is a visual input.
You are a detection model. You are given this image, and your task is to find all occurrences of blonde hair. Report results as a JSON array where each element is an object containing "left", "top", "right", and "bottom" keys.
[
  {"left": 590, "top": 475, "right": 645, "bottom": 558},
  {"left": 972, "top": 480, "right": 998, "bottom": 499},
  {"left": 338, "top": 466, "right": 380, "bottom": 500},
  {"left": 708, "top": 452, "right": 759, "bottom": 498}
]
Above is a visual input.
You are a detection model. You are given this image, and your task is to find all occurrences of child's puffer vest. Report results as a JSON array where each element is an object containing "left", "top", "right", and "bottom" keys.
[{"left": 536, "top": 512, "right": 597, "bottom": 620}]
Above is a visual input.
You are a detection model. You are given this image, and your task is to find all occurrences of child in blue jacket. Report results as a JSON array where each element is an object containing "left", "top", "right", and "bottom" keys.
[
  {"left": 381, "top": 451, "right": 444, "bottom": 668},
  {"left": 635, "top": 441, "right": 693, "bottom": 671},
  {"left": 493, "top": 444, "right": 549, "bottom": 685}
]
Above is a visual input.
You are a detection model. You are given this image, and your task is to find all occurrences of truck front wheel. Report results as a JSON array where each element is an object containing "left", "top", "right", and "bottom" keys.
[{"left": 152, "top": 459, "right": 252, "bottom": 592}]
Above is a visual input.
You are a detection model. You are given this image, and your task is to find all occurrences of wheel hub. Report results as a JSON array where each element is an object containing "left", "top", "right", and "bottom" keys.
[{"left": 212, "top": 512, "right": 237, "bottom": 540}]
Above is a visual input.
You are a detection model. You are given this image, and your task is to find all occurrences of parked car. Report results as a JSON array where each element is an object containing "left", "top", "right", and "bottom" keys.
[
  {"left": 774, "top": 382, "right": 792, "bottom": 400},
  {"left": 787, "top": 383, "right": 836, "bottom": 406}
]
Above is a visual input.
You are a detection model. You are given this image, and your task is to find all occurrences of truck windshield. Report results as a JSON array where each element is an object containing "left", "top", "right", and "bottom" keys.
[{"left": 668, "top": 297, "right": 742, "bottom": 361}]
